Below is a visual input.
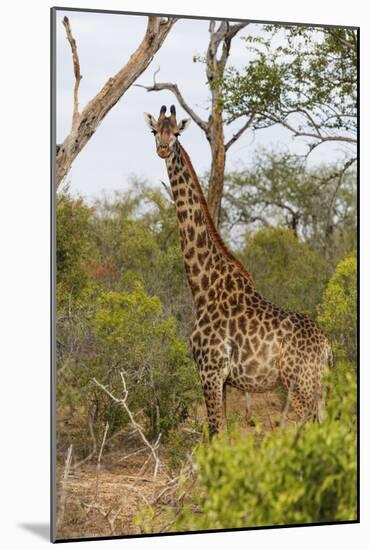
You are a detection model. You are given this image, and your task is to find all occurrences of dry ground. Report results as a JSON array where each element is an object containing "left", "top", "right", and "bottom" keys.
[{"left": 55, "top": 388, "right": 297, "bottom": 540}]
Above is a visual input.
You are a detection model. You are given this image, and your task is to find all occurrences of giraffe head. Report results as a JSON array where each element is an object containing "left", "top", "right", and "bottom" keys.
[{"left": 144, "top": 105, "right": 191, "bottom": 159}]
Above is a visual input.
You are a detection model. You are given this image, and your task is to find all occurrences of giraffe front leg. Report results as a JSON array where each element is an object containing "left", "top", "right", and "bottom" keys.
[
  {"left": 201, "top": 372, "right": 225, "bottom": 439},
  {"left": 223, "top": 383, "right": 228, "bottom": 430}
]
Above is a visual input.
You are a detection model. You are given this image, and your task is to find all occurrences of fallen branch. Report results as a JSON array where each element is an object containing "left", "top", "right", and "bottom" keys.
[
  {"left": 57, "top": 444, "right": 73, "bottom": 530},
  {"left": 93, "top": 371, "right": 162, "bottom": 480},
  {"left": 95, "top": 421, "right": 109, "bottom": 500}
]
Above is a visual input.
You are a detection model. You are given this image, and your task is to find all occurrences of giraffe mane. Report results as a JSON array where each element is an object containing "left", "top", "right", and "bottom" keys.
[{"left": 178, "top": 142, "right": 255, "bottom": 288}]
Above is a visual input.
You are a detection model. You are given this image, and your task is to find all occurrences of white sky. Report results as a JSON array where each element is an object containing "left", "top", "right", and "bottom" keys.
[{"left": 56, "top": 10, "right": 355, "bottom": 199}]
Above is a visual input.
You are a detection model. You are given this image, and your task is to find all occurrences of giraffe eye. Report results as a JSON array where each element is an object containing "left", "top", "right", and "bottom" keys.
[
  {"left": 174, "top": 132, "right": 180, "bottom": 137},
  {"left": 151, "top": 129, "right": 157, "bottom": 135}
]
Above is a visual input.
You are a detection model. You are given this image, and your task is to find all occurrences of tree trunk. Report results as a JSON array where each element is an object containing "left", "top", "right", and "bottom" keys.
[
  {"left": 207, "top": 102, "right": 226, "bottom": 228},
  {"left": 56, "top": 16, "right": 176, "bottom": 188},
  {"left": 205, "top": 21, "right": 247, "bottom": 227}
]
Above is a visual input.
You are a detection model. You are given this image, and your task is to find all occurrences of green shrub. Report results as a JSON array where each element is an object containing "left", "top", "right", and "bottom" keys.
[
  {"left": 175, "top": 372, "right": 356, "bottom": 530},
  {"left": 318, "top": 252, "right": 357, "bottom": 365},
  {"left": 239, "top": 227, "right": 328, "bottom": 318},
  {"left": 57, "top": 281, "right": 201, "bottom": 458},
  {"left": 56, "top": 191, "right": 95, "bottom": 305}
]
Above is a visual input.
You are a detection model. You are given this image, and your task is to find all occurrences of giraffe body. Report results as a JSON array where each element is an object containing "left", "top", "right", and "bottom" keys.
[{"left": 145, "top": 105, "right": 332, "bottom": 437}]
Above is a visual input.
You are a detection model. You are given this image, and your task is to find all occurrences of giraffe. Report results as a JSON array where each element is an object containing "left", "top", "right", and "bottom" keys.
[{"left": 144, "top": 104, "right": 333, "bottom": 437}]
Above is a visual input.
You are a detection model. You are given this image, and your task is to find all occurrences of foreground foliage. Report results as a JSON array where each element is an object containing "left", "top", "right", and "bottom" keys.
[
  {"left": 318, "top": 252, "right": 357, "bottom": 365},
  {"left": 170, "top": 367, "right": 357, "bottom": 530}
]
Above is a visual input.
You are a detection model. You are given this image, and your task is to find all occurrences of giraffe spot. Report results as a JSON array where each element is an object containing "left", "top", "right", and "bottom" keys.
[
  {"left": 238, "top": 316, "right": 247, "bottom": 333},
  {"left": 248, "top": 318, "right": 258, "bottom": 335},
  {"left": 198, "top": 250, "right": 209, "bottom": 263},
  {"left": 251, "top": 335, "right": 260, "bottom": 351},
  {"left": 197, "top": 295, "right": 206, "bottom": 309},
  {"left": 199, "top": 313, "right": 210, "bottom": 327},
  {"left": 235, "top": 332, "right": 243, "bottom": 347},
  {"left": 236, "top": 277, "right": 244, "bottom": 291},
  {"left": 229, "top": 318, "right": 236, "bottom": 336},
  {"left": 192, "top": 263, "right": 200, "bottom": 276},
  {"left": 190, "top": 282, "right": 200, "bottom": 295},
  {"left": 210, "top": 349, "right": 221, "bottom": 361},
  {"left": 191, "top": 331, "right": 201, "bottom": 345},
  {"left": 225, "top": 274, "right": 235, "bottom": 292},
  {"left": 208, "top": 288, "right": 216, "bottom": 300},
  {"left": 185, "top": 247, "right": 195, "bottom": 260},
  {"left": 208, "top": 303, "right": 217, "bottom": 314},
  {"left": 205, "top": 257, "right": 213, "bottom": 270},
  {"left": 187, "top": 226, "right": 195, "bottom": 241},
  {"left": 220, "top": 303, "right": 230, "bottom": 318},
  {"left": 231, "top": 304, "right": 243, "bottom": 316},
  {"left": 178, "top": 210, "right": 188, "bottom": 222},
  {"left": 210, "top": 334, "right": 221, "bottom": 346},
  {"left": 210, "top": 271, "right": 218, "bottom": 285},
  {"left": 201, "top": 274, "right": 209, "bottom": 290},
  {"left": 194, "top": 210, "right": 203, "bottom": 226},
  {"left": 196, "top": 231, "right": 207, "bottom": 248},
  {"left": 258, "top": 342, "right": 269, "bottom": 361}
]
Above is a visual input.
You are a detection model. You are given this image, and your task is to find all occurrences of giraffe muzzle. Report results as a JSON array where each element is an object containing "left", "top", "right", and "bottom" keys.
[{"left": 157, "top": 144, "right": 171, "bottom": 158}]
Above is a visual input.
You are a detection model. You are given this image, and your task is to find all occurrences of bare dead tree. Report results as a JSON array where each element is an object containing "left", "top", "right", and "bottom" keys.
[
  {"left": 136, "top": 20, "right": 252, "bottom": 227},
  {"left": 56, "top": 16, "right": 177, "bottom": 188}
]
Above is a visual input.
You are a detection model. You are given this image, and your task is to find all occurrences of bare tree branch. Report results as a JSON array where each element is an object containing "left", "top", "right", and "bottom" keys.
[
  {"left": 225, "top": 113, "right": 256, "bottom": 151},
  {"left": 266, "top": 112, "right": 357, "bottom": 146},
  {"left": 62, "top": 17, "right": 82, "bottom": 128},
  {"left": 135, "top": 78, "right": 208, "bottom": 133},
  {"left": 56, "top": 16, "right": 177, "bottom": 188}
]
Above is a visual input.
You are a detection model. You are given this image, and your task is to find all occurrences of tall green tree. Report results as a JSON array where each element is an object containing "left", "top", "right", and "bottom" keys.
[{"left": 220, "top": 26, "right": 357, "bottom": 158}]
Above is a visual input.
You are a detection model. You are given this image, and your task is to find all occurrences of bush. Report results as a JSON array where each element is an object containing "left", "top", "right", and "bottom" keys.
[
  {"left": 57, "top": 281, "right": 201, "bottom": 458},
  {"left": 56, "top": 192, "right": 96, "bottom": 305},
  {"left": 175, "top": 371, "right": 356, "bottom": 530},
  {"left": 238, "top": 227, "right": 328, "bottom": 318},
  {"left": 318, "top": 252, "right": 357, "bottom": 365}
]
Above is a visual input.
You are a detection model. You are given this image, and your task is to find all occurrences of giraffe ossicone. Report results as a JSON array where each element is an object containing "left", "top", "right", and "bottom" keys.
[{"left": 145, "top": 104, "right": 333, "bottom": 438}]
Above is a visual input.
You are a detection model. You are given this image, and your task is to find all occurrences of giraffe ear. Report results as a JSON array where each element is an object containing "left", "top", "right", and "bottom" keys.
[
  {"left": 144, "top": 113, "right": 157, "bottom": 130},
  {"left": 177, "top": 118, "right": 191, "bottom": 133}
]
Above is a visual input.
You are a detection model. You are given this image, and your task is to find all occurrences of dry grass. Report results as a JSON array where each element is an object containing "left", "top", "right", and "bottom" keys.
[{"left": 55, "top": 388, "right": 296, "bottom": 540}]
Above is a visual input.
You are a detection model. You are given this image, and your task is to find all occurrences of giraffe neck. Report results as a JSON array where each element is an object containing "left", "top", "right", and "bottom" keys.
[{"left": 165, "top": 141, "right": 254, "bottom": 310}]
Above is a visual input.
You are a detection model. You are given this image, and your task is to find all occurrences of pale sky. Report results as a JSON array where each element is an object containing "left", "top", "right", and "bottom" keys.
[{"left": 55, "top": 9, "right": 355, "bottom": 199}]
